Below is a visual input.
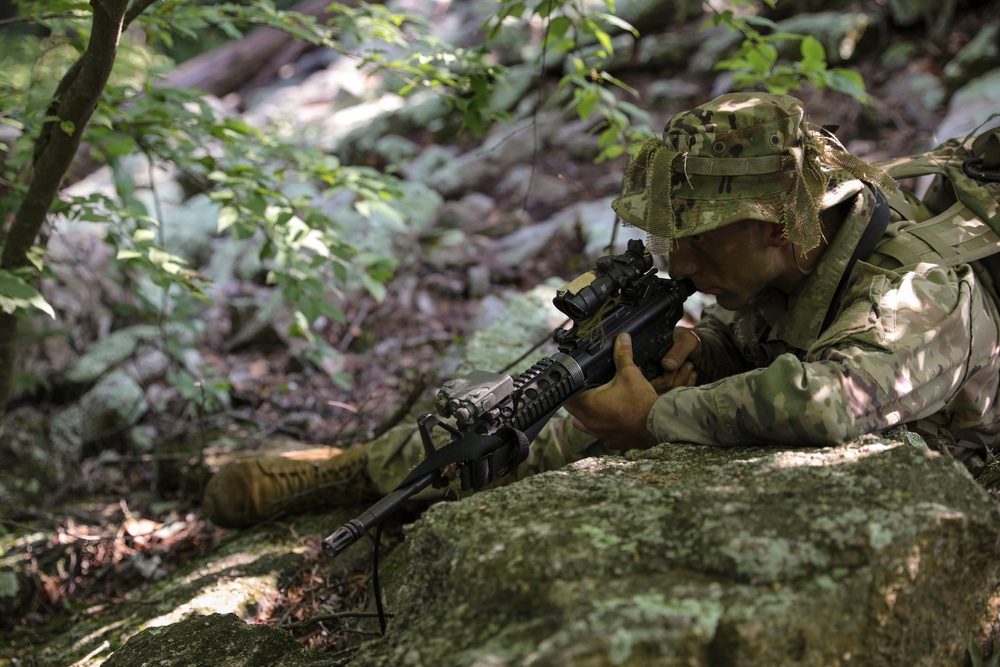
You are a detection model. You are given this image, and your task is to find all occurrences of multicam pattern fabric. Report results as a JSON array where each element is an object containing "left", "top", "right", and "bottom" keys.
[
  {"left": 648, "top": 185, "right": 1000, "bottom": 460},
  {"left": 611, "top": 93, "right": 897, "bottom": 254},
  {"left": 870, "top": 131, "right": 1000, "bottom": 278}
]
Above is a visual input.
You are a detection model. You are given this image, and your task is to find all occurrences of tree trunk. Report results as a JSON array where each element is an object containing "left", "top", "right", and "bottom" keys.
[
  {"left": 165, "top": 0, "right": 334, "bottom": 99},
  {"left": 65, "top": 0, "right": 340, "bottom": 190},
  {"left": 0, "top": 0, "right": 132, "bottom": 418}
]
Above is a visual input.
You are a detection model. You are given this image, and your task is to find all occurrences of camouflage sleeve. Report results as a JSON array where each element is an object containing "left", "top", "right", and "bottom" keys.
[
  {"left": 690, "top": 306, "right": 754, "bottom": 383},
  {"left": 648, "top": 263, "right": 998, "bottom": 447}
]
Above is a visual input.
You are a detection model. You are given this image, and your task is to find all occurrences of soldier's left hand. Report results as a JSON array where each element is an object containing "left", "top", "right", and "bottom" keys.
[
  {"left": 651, "top": 327, "right": 700, "bottom": 394},
  {"left": 564, "top": 333, "right": 659, "bottom": 450}
]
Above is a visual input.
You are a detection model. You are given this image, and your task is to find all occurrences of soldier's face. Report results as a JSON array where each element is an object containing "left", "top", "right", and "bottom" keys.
[{"left": 667, "top": 220, "right": 784, "bottom": 310}]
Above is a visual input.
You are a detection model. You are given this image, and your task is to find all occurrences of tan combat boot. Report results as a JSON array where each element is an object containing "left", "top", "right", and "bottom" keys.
[{"left": 202, "top": 444, "right": 382, "bottom": 528}]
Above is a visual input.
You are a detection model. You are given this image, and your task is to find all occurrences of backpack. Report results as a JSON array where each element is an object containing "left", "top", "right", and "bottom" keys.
[{"left": 867, "top": 124, "right": 1000, "bottom": 288}]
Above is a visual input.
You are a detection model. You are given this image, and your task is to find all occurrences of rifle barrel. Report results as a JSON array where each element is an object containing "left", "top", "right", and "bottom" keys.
[{"left": 322, "top": 470, "right": 438, "bottom": 557}]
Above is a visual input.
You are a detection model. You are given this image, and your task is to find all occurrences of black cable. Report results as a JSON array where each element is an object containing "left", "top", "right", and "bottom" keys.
[{"left": 373, "top": 521, "right": 387, "bottom": 634}]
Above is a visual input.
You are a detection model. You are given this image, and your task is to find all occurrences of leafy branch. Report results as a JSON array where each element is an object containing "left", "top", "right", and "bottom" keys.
[{"left": 707, "top": 0, "right": 869, "bottom": 103}]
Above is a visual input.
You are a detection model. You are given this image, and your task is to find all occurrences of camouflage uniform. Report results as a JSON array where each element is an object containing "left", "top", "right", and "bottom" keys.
[
  {"left": 648, "top": 187, "right": 1000, "bottom": 459},
  {"left": 613, "top": 93, "right": 1000, "bottom": 460}
]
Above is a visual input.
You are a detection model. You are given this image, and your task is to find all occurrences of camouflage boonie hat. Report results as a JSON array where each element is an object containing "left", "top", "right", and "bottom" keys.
[{"left": 611, "top": 93, "right": 898, "bottom": 254}]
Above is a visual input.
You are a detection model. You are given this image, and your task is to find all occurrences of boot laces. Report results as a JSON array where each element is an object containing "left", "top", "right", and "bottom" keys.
[{"left": 263, "top": 454, "right": 367, "bottom": 508}]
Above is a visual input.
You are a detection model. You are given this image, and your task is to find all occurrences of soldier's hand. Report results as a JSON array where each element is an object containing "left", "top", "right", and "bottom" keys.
[
  {"left": 650, "top": 327, "right": 702, "bottom": 394},
  {"left": 564, "top": 333, "right": 659, "bottom": 450}
]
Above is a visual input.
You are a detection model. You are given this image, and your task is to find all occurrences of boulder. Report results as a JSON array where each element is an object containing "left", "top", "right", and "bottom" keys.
[
  {"left": 351, "top": 436, "right": 1000, "bottom": 666},
  {"left": 102, "top": 613, "right": 327, "bottom": 667}
]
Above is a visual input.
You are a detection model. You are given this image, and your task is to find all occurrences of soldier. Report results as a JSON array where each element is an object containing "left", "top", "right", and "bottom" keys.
[{"left": 203, "top": 92, "right": 1000, "bottom": 528}]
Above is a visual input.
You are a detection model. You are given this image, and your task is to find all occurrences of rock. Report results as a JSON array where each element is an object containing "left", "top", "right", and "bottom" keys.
[
  {"left": 450, "top": 281, "right": 567, "bottom": 376},
  {"left": 490, "top": 64, "right": 540, "bottom": 115},
  {"left": 437, "top": 192, "right": 498, "bottom": 231},
  {"left": 156, "top": 193, "right": 224, "bottom": 271},
  {"left": 41, "top": 433, "right": 1000, "bottom": 667},
  {"left": 226, "top": 289, "right": 287, "bottom": 351},
  {"left": 1, "top": 384, "right": 146, "bottom": 512},
  {"left": 611, "top": 0, "right": 706, "bottom": 35},
  {"left": 316, "top": 179, "right": 444, "bottom": 267},
  {"left": 421, "top": 227, "right": 481, "bottom": 271},
  {"left": 309, "top": 93, "right": 408, "bottom": 156},
  {"left": 495, "top": 166, "right": 580, "bottom": 213},
  {"left": 489, "top": 215, "right": 574, "bottom": 270},
  {"left": 575, "top": 196, "right": 648, "bottom": 260},
  {"left": 943, "top": 22, "right": 1000, "bottom": 91},
  {"left": 62, "top": 324, "right": 177, "bottom": 387},
  {"left": 102, "top": 613, "right": 327, "bottom": 667},
  {"left": 644, "top": 78, "right": 705, "bottom": 111},
  {"left": 936, "top": 69, "right": 1000, "bottom": 142},
  {"left": 49, "top": 370, "right": 149, "bottom": 465},
  {"left": 353, "top": 437, "right": 1000, "bottom": 666},
  {"left": 885, "top": 65, "right": 947, "bottom": 130},
  {"left": 372, "top": 133, "right": 422, "bottom": 165},
  {"left": 636, "top": 33, "right": 705, "bottom": 71},
  {"left": 775, "top": 11, "right": 874, "bottom": 64},
  {"left": 414, "top": 112, "right": 566, "bottom": 199},
  {"left": 0, "top": 406, "right": 50, "bottom": 512},
  {"left": 689, "top": 26, "right": 742, "bottom": 75}
]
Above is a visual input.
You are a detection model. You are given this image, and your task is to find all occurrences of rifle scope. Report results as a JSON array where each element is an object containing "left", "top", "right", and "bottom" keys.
[{"left": 552, "top": 239, "right": 652, "bottom": 321}]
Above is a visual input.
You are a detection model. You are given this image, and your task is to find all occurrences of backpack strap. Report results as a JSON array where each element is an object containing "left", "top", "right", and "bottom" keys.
[
  {"left": 964, "top": 126, "right": 1000, "bottom": 182},
  {"left": 823, "top": 190, "right": 891, "bottom": 330},
  {"left": 870, "top": 127, "right": 1000, "bottom": 271}
]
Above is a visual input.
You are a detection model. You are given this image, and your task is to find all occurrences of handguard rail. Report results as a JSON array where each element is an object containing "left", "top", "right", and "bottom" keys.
[{"left": 323, "top": 239, "right": 692, "bottom": 559}]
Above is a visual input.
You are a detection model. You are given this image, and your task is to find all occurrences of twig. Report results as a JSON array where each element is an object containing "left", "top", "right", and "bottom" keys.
[
  {"left": 368, "top": 376, "right": 428, "bottom": 441},
  {"left": 277, "top": 610, "right": 392, "bottom": 629}
]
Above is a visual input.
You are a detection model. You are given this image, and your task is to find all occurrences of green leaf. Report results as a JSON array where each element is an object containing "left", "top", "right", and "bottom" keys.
[
  {"left": 217, "top": 206, "right": 240, "bottom": 233},
  {"left": 361, "top": 273, "right": 387, "bottom": 302},
  {"left": 826, "top": 68, "right": 870, "bottom": 104},
  {"left": 0, "top": 270, "right": 54, "bottom": 318},
  {"left": 596, "top": 13, "right": 638, "bottom": 37},
  {"left": 545, "top": 16, "right": 573, "bottom": 47},
  {"left": 746, "top": 43, "right": 776, "bottom": 74},
  {"left": 133, "top": 228, "right": 157, "bottom": 244},
  {"left": 801, "top": 36, "right": 827, "bottom": 70},
  {"left": 745, "top": 15, "right": 781, "bottom": 32},
  {"left": 576, "top": 89, "right": 600, "bottom": 121}
]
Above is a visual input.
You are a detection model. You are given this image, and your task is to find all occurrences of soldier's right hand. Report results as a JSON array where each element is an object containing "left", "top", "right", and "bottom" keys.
[{"left": 651, "top": 327, "right": 702, "bottom": 394}]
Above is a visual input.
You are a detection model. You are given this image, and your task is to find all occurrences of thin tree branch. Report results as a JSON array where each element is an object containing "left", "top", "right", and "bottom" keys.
[{"left": 124, "top": 0, "right": 160, "bottom": 28}]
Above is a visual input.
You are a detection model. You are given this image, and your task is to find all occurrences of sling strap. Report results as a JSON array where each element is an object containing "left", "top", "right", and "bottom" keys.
[{"left": 823, "top": 190, "right": 891, "bottom": 330}]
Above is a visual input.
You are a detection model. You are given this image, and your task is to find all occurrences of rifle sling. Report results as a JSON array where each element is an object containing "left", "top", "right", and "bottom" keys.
[
  {"left": 823, "top": 190, "right": 890, "bottom": 331},
  {"left": 399, "top": 422, "right": 534, "bottom": 491}
]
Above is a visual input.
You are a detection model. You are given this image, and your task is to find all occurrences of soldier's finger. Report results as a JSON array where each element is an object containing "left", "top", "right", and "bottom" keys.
[
  {"left": 661, "top": 328, "right": 702, "bottom": 371},
  {"left": 613, "top": 333, "right": 638, "bottom": 371}
]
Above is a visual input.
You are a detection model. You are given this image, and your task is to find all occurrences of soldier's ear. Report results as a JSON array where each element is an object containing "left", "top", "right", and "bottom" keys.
[{"left": 767, "top": 222, "right": 789, "bottom": 248}]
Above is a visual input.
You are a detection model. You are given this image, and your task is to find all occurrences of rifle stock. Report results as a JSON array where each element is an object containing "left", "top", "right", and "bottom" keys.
[{"left": 323, "top": 239, "right": 692, "bottom": 558}]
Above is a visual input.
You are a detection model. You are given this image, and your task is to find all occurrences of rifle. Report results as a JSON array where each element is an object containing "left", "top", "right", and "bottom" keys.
[{"left": 322, "top": 238, "right": 692, "bottom": 559}]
